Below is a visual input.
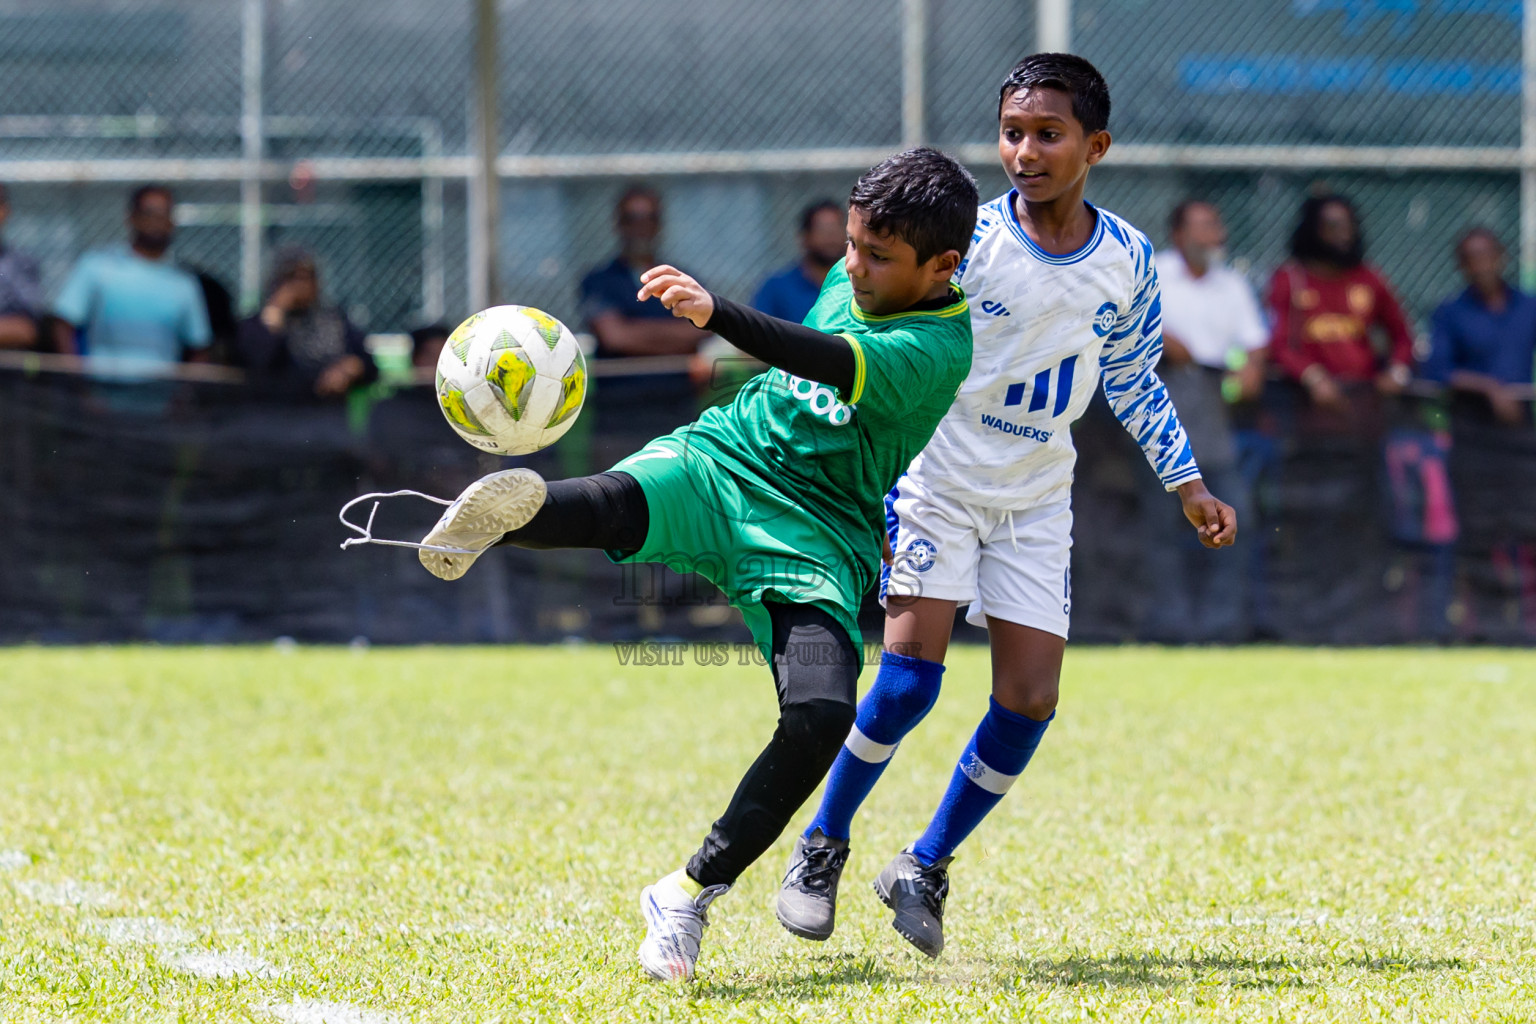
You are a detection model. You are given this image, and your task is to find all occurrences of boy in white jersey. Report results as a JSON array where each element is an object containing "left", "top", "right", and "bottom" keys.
[{"left": 774, "top": 53, "right": 1238, "bottom": 958}]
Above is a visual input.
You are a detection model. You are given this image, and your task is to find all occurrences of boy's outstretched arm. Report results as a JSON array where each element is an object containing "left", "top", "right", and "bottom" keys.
[
  {"left": 639, "top": 265, "right": 856, "bottom": 397},
  {"left": 1098, "top": 255, "right": 1236, "bottom": 550}
]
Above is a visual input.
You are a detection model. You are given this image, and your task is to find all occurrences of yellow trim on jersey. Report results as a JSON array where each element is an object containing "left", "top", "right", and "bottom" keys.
[
  {"left": 838, "top": 332, "right": 867, "bottom": 405},
  {"left": 848, "top": 284, "right": 968, "bottom": 324}
]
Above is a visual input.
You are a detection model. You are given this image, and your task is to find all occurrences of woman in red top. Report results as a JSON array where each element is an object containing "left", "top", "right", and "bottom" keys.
[{"left": 1268, "top": 194, "right": 1415, "bottom": 412}]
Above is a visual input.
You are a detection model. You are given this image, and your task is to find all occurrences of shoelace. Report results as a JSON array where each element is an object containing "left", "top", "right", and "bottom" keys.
[
  {"left": 791, "top": 844, "right": 848, "bottom": 895},
  {"left": 912, "top": 861, "right": 950, "bottom": 921},
  {"left": 655, "top": 884, "right": 727, "bottom": 944},
  {"left": 652, "top": 901, "right": 706, "bottom": 956}
]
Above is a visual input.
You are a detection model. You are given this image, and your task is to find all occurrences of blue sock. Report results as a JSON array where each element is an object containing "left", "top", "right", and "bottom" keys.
[
  {"left": 806, "top": 651, "right": 943, "bottom": 841},
  {"left": 911, "top": 698, "right": 1053, "bottom": 864}
]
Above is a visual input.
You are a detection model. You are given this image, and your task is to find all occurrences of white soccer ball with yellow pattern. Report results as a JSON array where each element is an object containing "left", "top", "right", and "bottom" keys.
[{"left": 435, "top": 305, "right": 587, "bottom": 455}]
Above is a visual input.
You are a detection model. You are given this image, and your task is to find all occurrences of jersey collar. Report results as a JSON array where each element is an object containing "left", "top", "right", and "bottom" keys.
[
  {"left": 847, "top": 283, "right": 968, "bottom": 324},
  {"left": 1004, "top": 193, "right": 1104, "bottom": 266}
]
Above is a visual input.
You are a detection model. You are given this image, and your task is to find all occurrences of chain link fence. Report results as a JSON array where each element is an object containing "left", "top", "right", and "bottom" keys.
[
  {"left": 2, "top": 0, "right": 1533, "bottom": 646},
  {"left": 0, "top": 0, "right": 1524, "bottom": 335}
]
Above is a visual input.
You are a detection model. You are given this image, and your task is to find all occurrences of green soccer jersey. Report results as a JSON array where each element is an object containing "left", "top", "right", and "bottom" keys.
[
  {"left": 611, "top": 260, "right": 972, "bottom": 654},
  {"left": 693, "top": 259, "right": 970, "bottom": 556}
]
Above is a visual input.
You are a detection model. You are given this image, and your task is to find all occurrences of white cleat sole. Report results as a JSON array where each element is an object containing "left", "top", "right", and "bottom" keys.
[{"left": 417, "top": 468, "right": 547, "bottom": 581}]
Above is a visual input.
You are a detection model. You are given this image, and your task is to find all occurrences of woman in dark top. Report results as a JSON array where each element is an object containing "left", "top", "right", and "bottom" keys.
[{"left": 237, "top": 247, "right": 377, "bottom": 400}]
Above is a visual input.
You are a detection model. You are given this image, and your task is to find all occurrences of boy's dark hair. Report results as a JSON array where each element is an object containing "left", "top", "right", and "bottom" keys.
[
  {"left": 128, "top": 183, "right": 173, "bottom": 214},
  {"left": 1289, "top": 193, "right": 1364, "bottom": 268},
  {"left": 799, "top": 199, "right": 842, "bottom": 233},
  {"left": 997, "top": 53, "right": 1111, "bottom": 134},
  {"left": 848, "top": 147, "right": 978, "bottom": 264}
]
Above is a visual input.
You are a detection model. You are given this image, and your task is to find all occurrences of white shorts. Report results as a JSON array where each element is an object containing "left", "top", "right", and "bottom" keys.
[{"left": 879, "top": 475, "right": 1073, "bottom": 638}]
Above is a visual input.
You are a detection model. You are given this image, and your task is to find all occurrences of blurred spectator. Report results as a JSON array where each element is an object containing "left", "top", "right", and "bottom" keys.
[
  {"left": 1422, "top": 228, "right": 1536, "bottom": 639},
  {"left": 1142, "top": 199, "right": 1269, "bottom": 641},
  {"left": 0, "top": 182, "right": 44, "bottom": 350},
  {"left": 52, "top": 185, "right": 211, "bottom": 366},
  {"left": 1265, "top": 194, "right": 1422, "bottom": 641},
  {"left": 578, "top": 185, "right": 703, "bottom": 357},
  {"left": 1158, "top": 200, "right": 1269, "bottom": 393},
  {"left": 1267, "top": 194, "right": 1414, "bottom": 413},
  {"left": 236, "top": 247, "right": 377, "bottom": 400},
  {"left": 751, "top": 200, "right": 844, "bottom": 323},
  {"left": 1423, "top": 228, "right": 1536, "bottom": 426},
  {"left": 410, "top": 323, "right": 451, "bottom": 381}
]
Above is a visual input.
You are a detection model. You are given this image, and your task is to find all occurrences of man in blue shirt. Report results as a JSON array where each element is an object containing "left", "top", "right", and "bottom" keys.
[
  {"left": 579, "top": 186, "right": 703, "bottom": 359},
  {"left": 53, "top": 184, "right": 211, "bottom": 375},
  {"left": 751, "top": 200, "right": 844, "bottom": 325},
  {"left": 1423, "top": 228, "right": 1536, "bottom": 425}
]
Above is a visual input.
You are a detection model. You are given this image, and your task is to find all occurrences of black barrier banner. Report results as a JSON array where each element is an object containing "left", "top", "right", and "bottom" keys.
[{"left": 2, "top": 369, "right": 1534, "bottom": 645}]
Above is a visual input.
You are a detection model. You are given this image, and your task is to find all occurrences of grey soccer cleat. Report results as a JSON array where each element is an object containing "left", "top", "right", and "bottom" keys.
[
  {"left": 872, "top": 849, "right": 952, "bottom": 959},
  {"left": 417, "top": 468, "right": 547, "bottom": 581},
  {"left": 775, "top": 828, "right": 851, "bottom": 941}
]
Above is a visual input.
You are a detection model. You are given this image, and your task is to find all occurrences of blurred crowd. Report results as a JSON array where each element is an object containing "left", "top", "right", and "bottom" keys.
[{"left": 2, "top": 179, "right": 1533, "bottom": 642}]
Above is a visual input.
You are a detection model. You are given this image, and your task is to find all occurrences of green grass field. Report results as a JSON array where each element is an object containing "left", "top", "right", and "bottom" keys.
[{"left": 1, "top": 647, "right": 1533, "bottom": 1023}]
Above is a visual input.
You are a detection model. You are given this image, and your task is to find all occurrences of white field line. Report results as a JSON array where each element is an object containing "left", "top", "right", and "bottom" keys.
[
  {"left": 1473, "top": 662, "right": 1511, "bottom": 683},
  {"left": 14, "top": 879, "right": 116, "bottom": 907},
  {"left": 213, "top": 919, "right": 512, "bottom": 939},
  {"left": 263, "top": 999, "right": 399, "bottom": 1024},
  {"left": 1188, "top": 910, "right": 1536, "bottom": 931},
  {"left": 0, "top": 860, "right": 399, "bottom": 1023},
  {"left": 90, "top": 917, "right": 192, "bottom": 947},
  {"left": 172, "top": 950, "right": 282, "bottom": 980}
]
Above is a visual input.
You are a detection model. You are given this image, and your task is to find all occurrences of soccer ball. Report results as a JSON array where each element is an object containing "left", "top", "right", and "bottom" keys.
[{"left": 434, "top": 305, "right": 587, "bottom": 455}]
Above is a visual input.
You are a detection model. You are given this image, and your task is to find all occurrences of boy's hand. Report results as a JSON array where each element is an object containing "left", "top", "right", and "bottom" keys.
[
  {"left": 638, "top": 265, "right": 714, "bottom": 328},
  {"left": 1176, "top": 479, "right": 1237, "bottom": 549}
]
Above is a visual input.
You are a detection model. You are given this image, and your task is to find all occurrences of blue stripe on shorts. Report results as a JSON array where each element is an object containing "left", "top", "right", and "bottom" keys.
[{"left": 879, "top": 478, "right": 902, "bottom": 600}]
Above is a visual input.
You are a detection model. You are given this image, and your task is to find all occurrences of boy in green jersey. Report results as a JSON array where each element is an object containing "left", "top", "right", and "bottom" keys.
[{"left": 407, "top": 148, "right": 977, "bottom": 981}]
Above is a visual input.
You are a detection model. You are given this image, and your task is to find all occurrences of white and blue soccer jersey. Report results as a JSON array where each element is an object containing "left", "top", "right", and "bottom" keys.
[
  {"left": 904, "top": 194, "right": 1200, "bottom": 511},
  {"left": 885, "top": 195, "right": 1200, "bottom": 636}
]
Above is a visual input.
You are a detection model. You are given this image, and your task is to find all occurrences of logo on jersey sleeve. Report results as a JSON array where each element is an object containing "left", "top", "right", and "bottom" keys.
[{"left": 1092, "top": 301, "right": 1118, "bottom": 337}]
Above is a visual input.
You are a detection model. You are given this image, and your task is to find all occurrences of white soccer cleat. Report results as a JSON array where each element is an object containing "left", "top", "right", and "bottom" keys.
[
  {"left": 417, "top": 468, "right": 547, "bottom": 581},
  {"left": 637, "top": 874, "right": 730, "bottom": 982}
]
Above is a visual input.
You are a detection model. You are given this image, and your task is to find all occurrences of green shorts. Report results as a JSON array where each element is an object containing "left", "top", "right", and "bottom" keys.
[{"left": 607, "top": 432, "right": 865, "bottom": 661}]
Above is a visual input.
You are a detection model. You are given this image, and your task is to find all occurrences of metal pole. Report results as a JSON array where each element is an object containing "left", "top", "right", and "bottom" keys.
[
  {"left": 239, "top": 0, "right": 266, "bottom": 310},
  {"left": 469, "top": 0, "right": 499, "bottom": 311},
  {"left": 1037, "top": 0, "right": 1071, "bottom": 52},
  {"left": 900, "top": 0, "right": 926, "bottom": 148},
  {"left": 419, "top": 120, "right": 446, "bottom": 324},
  {"left": 1523, "top": 0, "right": 1536, "bottom": 288}
]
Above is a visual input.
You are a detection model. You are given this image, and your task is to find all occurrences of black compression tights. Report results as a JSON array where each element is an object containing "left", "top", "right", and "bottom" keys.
[
  {"left": 494, "top": 471, "right": 650, "bottom": 554},
  {"left": 497, "top": 472, "right": 859, "bottom": 888},
  {"left": 687, "top": 601, "right": 859, "bottom": 887}
]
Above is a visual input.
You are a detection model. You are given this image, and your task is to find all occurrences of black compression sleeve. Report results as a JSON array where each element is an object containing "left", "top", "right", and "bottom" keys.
[
  {"left": 494, "top": 471, "right": 649, "bottom": 554},
  {"left": 704, "top": 293, "right": 855, "bottom": 395}
]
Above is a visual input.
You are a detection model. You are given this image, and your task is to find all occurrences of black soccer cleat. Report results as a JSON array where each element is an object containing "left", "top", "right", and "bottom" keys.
[
  {"left": 775, "top": 828, "right": 851, "bottom": 941},
  {"left": 872, "top": 849, "right": 952, "bottom": 958}
]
